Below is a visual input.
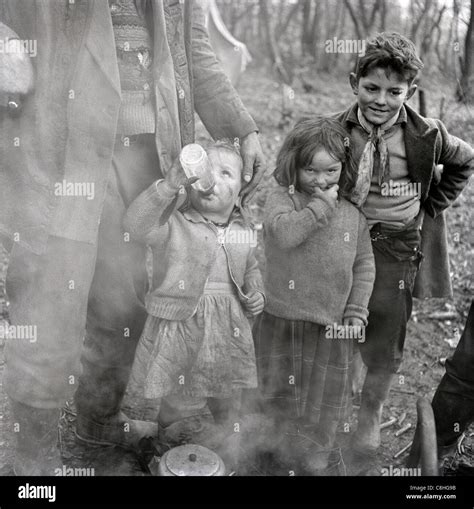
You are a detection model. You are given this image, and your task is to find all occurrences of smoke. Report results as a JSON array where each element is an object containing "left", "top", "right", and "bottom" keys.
[
  {"left": 233, "top": 412, "right": 343, "bottom": 476},
  {"left": 144, "top": 405, "right": 344, "bottom": 476}
]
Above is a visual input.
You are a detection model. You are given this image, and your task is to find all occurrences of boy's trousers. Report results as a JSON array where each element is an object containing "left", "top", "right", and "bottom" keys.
[
  {"left": 4, "top": 134, "right": 159, "bottom": 413},
  {"left": 358, "top": 219, "right": 423, "bottom": 374}
]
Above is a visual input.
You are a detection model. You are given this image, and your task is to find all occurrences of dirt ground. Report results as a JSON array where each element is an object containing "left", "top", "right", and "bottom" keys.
[{"left": 0, "top": 66, "right": 472, "bottom": 477}]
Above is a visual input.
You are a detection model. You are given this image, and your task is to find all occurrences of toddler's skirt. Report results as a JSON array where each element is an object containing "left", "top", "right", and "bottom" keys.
[{"left": 127, "top": 282, "right": 258, "bottom": 400}]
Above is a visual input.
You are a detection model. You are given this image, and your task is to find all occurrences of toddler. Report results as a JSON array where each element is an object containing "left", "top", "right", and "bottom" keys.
[{"left": 124, "top": 140, "right": 265, "bottom": 436}]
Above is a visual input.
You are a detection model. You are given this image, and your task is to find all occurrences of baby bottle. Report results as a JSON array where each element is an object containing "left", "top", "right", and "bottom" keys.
[{"left": 179, "top": 143, "right": 215, "bottom": 194}]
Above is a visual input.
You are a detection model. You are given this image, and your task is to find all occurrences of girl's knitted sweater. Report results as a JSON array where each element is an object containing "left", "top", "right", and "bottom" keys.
[{"left": 263, "top": 185, "right": 375, "bottom": 325}]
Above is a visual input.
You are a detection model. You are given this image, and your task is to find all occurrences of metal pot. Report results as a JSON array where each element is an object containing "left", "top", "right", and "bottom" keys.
[{"left": 157, "top": 444, "right": 226, "bottom": 476}]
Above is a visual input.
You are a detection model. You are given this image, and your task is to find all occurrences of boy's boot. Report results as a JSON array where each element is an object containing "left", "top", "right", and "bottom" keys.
[
  {"left": 351, "top": 369, "right": 394, "bottom": 453},
  {"left": 9, "top": 398, "right": 63, "bottom": 476},
  {"left": 74, "top": 361, "right": 157, "bottom": 450}
]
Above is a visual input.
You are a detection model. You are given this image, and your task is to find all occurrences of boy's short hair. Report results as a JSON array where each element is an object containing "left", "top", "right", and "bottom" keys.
[
  {"left": 356, "top": 32, "right": 424, "bottom": 84},
  {"left": 274, "top": 117, "right": 357, "bottom": 199}
]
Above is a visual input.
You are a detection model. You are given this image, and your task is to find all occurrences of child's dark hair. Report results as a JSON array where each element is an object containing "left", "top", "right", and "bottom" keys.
[
  {"left": 356, "top": 32, "right": 424, "bottom": 84},
  {"left": 274, "top": 117, "right": 357, "bottom": 199}
]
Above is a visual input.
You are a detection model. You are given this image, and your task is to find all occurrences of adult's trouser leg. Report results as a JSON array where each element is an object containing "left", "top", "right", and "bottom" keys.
[
  {"left": 75, "top": 135, "right": 159, "bottom": 422},
  {"left": 4, "top": 236, "right": 97, "bottom": 474},
  {"left": 4, "top": 236, "right": 97, "bottom": 407}
]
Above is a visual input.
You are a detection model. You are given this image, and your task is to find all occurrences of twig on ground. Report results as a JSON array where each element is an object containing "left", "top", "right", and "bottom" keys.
[
  {"left": 429, "top": 311, "right": 458, "bottom": 320},
  {"left": 394, "top": 441, "right": 413, "bottom": 459},
  {"left": 395, "top": 423, "right": 412, "bottom": 437},
  {"left": 398, "top": 412, "right": 407, "bottom": 426},
  {"left": 380, "top": 417, "right": 397, "bottom": 430}
]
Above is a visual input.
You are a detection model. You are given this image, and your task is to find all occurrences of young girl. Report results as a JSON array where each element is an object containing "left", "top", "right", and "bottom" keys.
[
  {"left": 123, "top": 140, "right": 265, "bottom": 438},
  {"left": 255, "top": 118, "right": 375, "bottom": 473}
]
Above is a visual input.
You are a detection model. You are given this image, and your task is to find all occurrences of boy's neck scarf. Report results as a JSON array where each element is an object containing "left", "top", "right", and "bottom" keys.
[{"left": 351, "top": 108, "right": 399, "bottom": 207}]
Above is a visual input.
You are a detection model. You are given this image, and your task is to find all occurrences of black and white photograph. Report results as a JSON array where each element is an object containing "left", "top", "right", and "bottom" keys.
[{"left": 0, "top": 0, "right": 473, "bottom": 505}]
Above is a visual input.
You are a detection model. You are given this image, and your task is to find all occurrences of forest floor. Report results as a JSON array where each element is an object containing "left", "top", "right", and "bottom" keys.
[{"left": 0, "top": 65, "right": 472, "bottom": 477}]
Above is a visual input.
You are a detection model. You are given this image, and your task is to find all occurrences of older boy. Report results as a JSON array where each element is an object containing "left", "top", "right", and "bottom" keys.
[{"left": 333, "top": 32, "right": 473, "bottom": 464}]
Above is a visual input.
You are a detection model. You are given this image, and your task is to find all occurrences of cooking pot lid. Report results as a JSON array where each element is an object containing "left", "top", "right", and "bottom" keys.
[{"left": 164, "top": 444, "right": 223, "bottom": 476}]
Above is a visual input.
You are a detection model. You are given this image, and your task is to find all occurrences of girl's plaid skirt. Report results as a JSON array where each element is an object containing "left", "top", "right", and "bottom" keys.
[{"left": 252, "top": 311, "right": 353, "bottom": 426}]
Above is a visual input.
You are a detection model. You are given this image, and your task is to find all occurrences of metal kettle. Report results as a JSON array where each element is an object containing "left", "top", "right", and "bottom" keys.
[{"left": 156, "top": 444, "right": 226, "bottom": 476}]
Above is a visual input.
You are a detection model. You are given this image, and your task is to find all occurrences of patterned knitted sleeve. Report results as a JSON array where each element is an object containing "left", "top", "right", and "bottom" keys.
[
  {"left": 264, "top": 186, "right": 336, "bottom": 249},
  {"left": 343, "top": 212, "right": 376, "bottom": 324}
]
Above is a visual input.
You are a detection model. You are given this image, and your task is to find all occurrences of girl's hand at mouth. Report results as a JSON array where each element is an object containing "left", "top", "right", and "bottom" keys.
[{"left": 312, "top": 184, "right": 339, "bottom": 206}]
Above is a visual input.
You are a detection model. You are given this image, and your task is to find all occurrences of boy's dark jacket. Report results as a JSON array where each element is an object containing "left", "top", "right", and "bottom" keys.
[{"left": 335, "top": 103, "right": 473, "bottom": 299}]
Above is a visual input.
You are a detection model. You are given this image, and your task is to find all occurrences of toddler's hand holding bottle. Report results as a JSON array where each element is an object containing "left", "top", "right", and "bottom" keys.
[
  {"left": 165, "top": 157, "right": 198, "bottom": 192},
  {"left": 159, "top": 158, "right": 199, "bottom": 226}
]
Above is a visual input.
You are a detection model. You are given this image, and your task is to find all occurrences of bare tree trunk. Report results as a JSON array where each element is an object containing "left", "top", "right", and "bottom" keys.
[
  {"left": 258, "top": 0, "right": 267, "bottom": 57},
  {"left": 441, "top": 7, "right": 455, "bottom": 72},
  {"left": 453, "top": 0, "right": 464, "bottom": 96},
  {"left": 334, "top": 0, "right": 347, "bottom": 68},
  {"left": 344, "top": 0, "right": 381, "bottom": 38},
  {"left": 309, "top": 0, "right": 322, "bottom": 60},
  {"left": 362, "top": 0, "right": 381, "bottom": 33},
  {"left": 420, "top": 3, "right": 447, "bottom": 67},
  {"left": 230, "top": 2, "right": 257, "bottom": 37},
  {"left": 259, "top": 0, "right": 291, "bottom": 83},
  {"left": 276, "top": 1, "right": 300, "bottom": 42},
  {"left": 320, "top": 0, "right": 332, "bottom": 71},
  {"left": 300, "top": 0, "right": 313, "bottom": 57},
  {"left": 380, "top": 0, "right": 387, "bottom": 31},
  {"left": 410, "top": 0, "right": 434, "bottom": 49},
  {"left": 321, "top": 0, "right": 345, "bottom": 71},
  {"left": 458, "top": 0, "right": 474, "bottom": 101},
  {"left": 344, "top": 0, "right": 363, "bottom": 38}
]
